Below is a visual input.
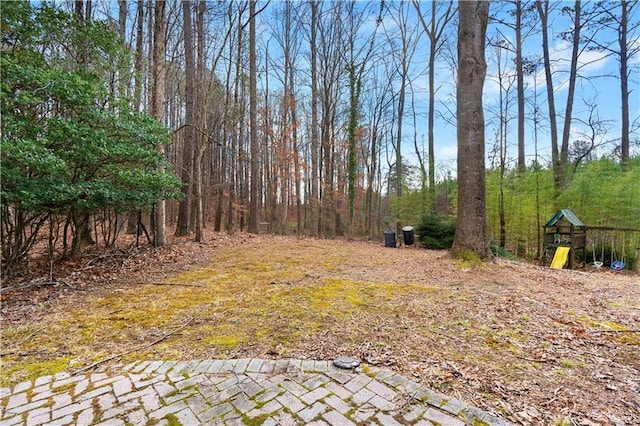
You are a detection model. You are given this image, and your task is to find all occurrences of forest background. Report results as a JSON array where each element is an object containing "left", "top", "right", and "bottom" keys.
[{"left": 2, "top": 0, "right": 639, "bottom": 279}]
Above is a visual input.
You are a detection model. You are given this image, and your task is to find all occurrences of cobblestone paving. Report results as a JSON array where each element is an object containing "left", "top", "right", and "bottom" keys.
[{"left": 1, "top": 359, "right": 511, "bottom": 425}]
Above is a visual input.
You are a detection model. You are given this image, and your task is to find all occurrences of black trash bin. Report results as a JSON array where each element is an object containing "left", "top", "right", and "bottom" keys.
[
  {"left": 402, "top": 226, "right": 415, "bottom": 246},
  {"left": 384, "top": 231, "right": 396, "bottom": 248}
]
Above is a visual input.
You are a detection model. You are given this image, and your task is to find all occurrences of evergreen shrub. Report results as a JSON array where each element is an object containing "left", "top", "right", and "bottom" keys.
[{"left": 415, "top": 213, "right": 456, "bottom": 249}]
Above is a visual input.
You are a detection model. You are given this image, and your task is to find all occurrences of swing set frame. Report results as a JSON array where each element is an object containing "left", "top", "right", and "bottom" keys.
[{"left": 588, "top": 225, "right": 640, "bottom": 272}]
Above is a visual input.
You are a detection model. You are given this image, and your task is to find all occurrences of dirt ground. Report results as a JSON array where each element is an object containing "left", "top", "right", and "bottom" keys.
[{"left": 1, "top": 231, "right": 639, "bottom": 425}]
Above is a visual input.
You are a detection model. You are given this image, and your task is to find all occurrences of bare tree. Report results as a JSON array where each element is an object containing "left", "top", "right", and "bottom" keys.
[
  {"left": 175, "top": 0, "right": 196, "bottom": 236},
  {"left": 515, "top": 0, "right": 526, "bottom": 171},
  {"left": 487, "top": 37, "right": 516, "bottom": 249},
  {"left": 489, "top": 1, "right": 538, "bottom": 172},
  {"left": 134, "top": 0, "right": 145, "bottom": 111},
  {"left": 558, "top": 0, "right": 583, "bottom": 189},
  {"left": 344, "top": 1, "right": 382, "bottom": 233},
  {"left": 537, "top": 0, "right": 590, "bottom": 191},
  {"left": 309, "top": 0, "right": 320, "bottom": 236},
  {"left": 266, "top": 1, "right": 304, "bottom": 234},
  {"left": 535, "top": 0, "right": 560, "bottom": 190},
  {"left": 193, "top": 0, "right": 206, "bottom": 243},
  {"left": 413, "top": 0, "right": 456, "bottom": 211},
  {"left": 317, "top": 2, "right": 348, "bottom": 236},
  {"left": 490, "top": 1, "right": 538, "bottom": 172},
  {"left": 385, "top": 1, "right": 422, "bottom": 237},
  {"left": 214, "top": 3, "right": 239, "bottom": 233},
  {"left": 248, "top": 0, "right": 259, "bottom": 234},
  {"left": 358, "top": 53, "right": 392, "bottom": 236}
]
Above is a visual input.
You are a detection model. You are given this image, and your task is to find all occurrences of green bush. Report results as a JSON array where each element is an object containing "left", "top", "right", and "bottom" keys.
[
  {"left": 415, "top": 213, "right": 456, "bottom": 249},
  {"left": 1, "top": 2, "right": 182, "bottom": 277}
]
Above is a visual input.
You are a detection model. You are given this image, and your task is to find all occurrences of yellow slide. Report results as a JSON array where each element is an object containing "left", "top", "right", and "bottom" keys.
[{"left": 550, "top": 246, "right": 570, "bottom": 269}]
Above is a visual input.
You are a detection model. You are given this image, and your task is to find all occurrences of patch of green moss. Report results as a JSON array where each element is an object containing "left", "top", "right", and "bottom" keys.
[
  {"left": 618, "top": 334, "right": 639, "bottom": 345},
  {"left": 242, "top": 413, "right": 271, "bottom": 425},
  {"left": 163, "top": 413, "right": 182, "bottom": 426},
  {"left": 360, "top": 364, "right": 372, "bottom": 376},
  {"left": 576, "top": 314, "right": 628, "bottom": 331},
  {"left": 1, "top": 356, "right": 74, "bottom": 387},
  {"left": 204, "top": 333, "right": 243, "bottom": 349},
  {"left": 455, "top": 249, "right": 485, "bottom": 268},
  {"left": 309, "top": 279, "right": 364, "bottom": 310}
]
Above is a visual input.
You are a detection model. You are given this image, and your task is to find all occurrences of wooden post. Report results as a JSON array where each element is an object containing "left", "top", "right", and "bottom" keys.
[{"left": 569, "top": 225, "right": 575, "bottom": 269}]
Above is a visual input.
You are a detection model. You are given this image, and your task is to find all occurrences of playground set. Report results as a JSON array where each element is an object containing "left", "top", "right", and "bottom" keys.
[{"left": 543, "top": 209, "right": 639, "bottom": 272}]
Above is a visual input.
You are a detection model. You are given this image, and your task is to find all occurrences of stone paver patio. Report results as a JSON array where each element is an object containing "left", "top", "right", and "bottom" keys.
[{"left": 0, "top": 359, "right": 511, "bottom": 425}]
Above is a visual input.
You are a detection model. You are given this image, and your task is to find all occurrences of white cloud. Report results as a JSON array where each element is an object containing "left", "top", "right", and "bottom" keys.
[{"left": 437, "top": 144, "right": 457, "bottom": 161}]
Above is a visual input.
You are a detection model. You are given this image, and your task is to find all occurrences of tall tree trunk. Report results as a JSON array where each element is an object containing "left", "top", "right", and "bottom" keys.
[
  {"left": 290, "top": 65, "right": 301, "bottom": 235},
  {"left": 366, "top": 124, "right": 378, "bottom": 235},
  {"left": 176, "top": 1, "right": 196, "bottom": 236},
  {"left": 559, "top": 0, "right": 582, "bottom": 188},
  {"left": 321, "top": 92, "right": 335, "bottom": 237},
  {"left": 515, "top": 0, "right": 526, "bottom": 172},
  {"left": 411, "top": 91, "right": 427, "bottom": 211},
  {"left": 248, "top": 1, "right": 259, "bottom": 234},
  {"left": 70, "top": 0, "right": 95, "bottom": 252},
  {"left": 118, "top": 1, "right": 127, "bottom": 45},
  {"left": 536, "top": 0, "right": 560, "bottom": 191},
  {"left": 215, "top": 5, "right": 235, "bottom": 233},
  {"left": 278, "top": 4, "right": 292, "bottom": 235},
  {"left": 309, "top": 0, "right": 319, "bottom": 237},
  {"left": 452, "top": 0, "right": 491, "bottom": 259},
  {"left": 228, "top": 6, "right": 245, "bottom": 235},
  {"left": 347, "top": 65, "right": 359, "bottom": 230},
  {"left": 194, "top": 0, "right": 206, "bottom": 242},
  {"left": 152, "top": 0, "right": 167, "bottom": 247},
  {"left": 428, "top": 22, "right": 437, "bottom": 211},
  {"left": 127, "top": 0, "right": 146, "bottom": 234},
  {"left": 134, "top": 0, "right": 144, "bottom": 111},
  {"left": 395, "top": 72, "right": 405, "bottom": 238},
  {"left": 619, "top": 0, "right": 630, "bottom": 171},
  {"left": 394, "top": 10, "right": 414, "bottom": 238}
]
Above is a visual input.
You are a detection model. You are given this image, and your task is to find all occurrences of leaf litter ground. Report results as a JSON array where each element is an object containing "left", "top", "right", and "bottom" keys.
[{"left": 1, "top": 232, "right": 639, "bottom": 425}]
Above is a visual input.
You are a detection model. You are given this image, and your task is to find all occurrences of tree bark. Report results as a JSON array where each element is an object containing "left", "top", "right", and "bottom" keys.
[
  {"left": 152, "top": 0, "right": 167, "bottom": 247},
  {"left": 194, "top": 0, "right": 206, "bottom": 243},
  {"left": 515, "top": 0, "right": 526, "bottom": 172},
  {"left": 536, "top": 1, "right": 560, "bottom": 190},
  {"left": 127, "top": 0, "right": 146, "bottom": 235},
  {"left": 619, "top": 0, "right": 630, "bottom": 171},
  {"left": 248, "top": 0, "right": 259, "bottom": 234},
  {"left": 175, "top": 0, "right": 196, "bottom": 236},
  {"left": 452, "top": 0, "right": 491, "bottom": 259},
  {"left": 559, "top": 0, "right": 582, "bottom": 188},
  {"left": 309, "top": 0, "right": 320, "bottom": 237}
]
